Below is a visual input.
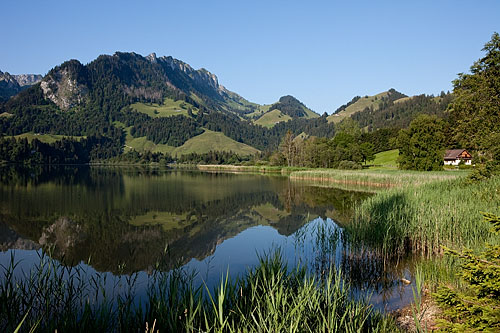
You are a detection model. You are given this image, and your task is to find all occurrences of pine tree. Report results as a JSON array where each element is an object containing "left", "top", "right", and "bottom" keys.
[{"left": 434, "top": 212, "right": 500, "bottom": 331}]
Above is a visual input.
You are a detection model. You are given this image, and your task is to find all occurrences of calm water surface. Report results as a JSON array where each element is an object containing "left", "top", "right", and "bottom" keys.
[{"left": 0, "top": 166, "right": 415, "bottom": 311}]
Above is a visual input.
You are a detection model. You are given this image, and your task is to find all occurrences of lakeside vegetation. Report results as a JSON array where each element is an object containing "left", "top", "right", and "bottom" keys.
[
  {"left": 346, "top": 175, "right": 500, "bottom": 256},
  {"left": 1, "top": 250, "right": 399, "bottom": 332},
  {"left": 0, "top": 28, "right": 499, "bottom": 332},
  {"left": 289, "top": 169, "right": 464, "bottom": 188}
]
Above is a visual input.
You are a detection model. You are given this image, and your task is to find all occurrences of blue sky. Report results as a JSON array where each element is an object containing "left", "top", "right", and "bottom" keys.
[{"left": 2, "top": 0, "right": 499, "bottom": 114}]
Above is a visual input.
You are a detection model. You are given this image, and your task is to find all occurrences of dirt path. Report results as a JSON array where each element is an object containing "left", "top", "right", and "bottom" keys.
[{"left": 391, "top": 290, "right": 441, "bottom": 332}]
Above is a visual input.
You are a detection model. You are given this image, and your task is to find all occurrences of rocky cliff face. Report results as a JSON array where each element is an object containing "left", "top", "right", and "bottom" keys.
[
  {"left": 3, "top": 52, "right": 255, "bottom": 116},
  {"left": 158, "top": 55, "right": 226, "bottom": 94},
  {"left": 40, "top": 60, "right": 89, "bottom": 110},
  {"left": 13, "top": 73, "right": 43, "bottom": 87}
]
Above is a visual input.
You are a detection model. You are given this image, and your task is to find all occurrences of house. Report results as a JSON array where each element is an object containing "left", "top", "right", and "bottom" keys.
[{"left": 444, "top": 149, "right": 472, "bottom": 166}]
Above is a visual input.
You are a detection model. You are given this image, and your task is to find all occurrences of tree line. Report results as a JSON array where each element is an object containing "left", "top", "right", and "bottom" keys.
[{"left": 0, "top": 135, "right": 123, "bottom": 164}]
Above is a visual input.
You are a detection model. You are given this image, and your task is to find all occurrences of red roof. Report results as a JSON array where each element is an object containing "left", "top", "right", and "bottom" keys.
[{"left": 444, "top": 149, "right": 471, "bottom": 160}]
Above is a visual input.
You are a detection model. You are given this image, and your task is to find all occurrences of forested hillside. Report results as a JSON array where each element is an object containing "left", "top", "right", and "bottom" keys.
[
  {"left": 0, "top": 52, "right": 332, "bottom": 162},
  {"left": 351, "top": 93, "right": 454, "bottom": 131},
  {"left": 0, "top": 49, "right": 472, "bottom": 166}
]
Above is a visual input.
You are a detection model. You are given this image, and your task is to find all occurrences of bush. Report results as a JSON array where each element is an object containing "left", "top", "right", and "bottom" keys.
[
  {"left": 434, "top": 212, "right": 500, "bottom": 331},
  {"left": 337, "top": 160, "right": 362, "bottom": 170}
]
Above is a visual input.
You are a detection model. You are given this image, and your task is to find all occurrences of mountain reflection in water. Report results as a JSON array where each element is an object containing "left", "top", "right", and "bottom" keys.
[{"left": 0, "top": 165, "right": 415, "bottom": 311}]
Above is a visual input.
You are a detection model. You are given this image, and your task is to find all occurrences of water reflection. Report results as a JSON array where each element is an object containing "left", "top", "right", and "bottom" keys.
[
  {"left": 0, "top": 166, "right": 367, "bottom": 272},
  {"left": 0, "top": 165, "right": 415, "bottom": 310}
]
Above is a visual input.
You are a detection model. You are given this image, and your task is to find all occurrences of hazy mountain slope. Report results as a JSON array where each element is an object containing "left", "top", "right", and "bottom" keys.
[{"left": 0, "top": 71, "right": 42, "bottom": 102}]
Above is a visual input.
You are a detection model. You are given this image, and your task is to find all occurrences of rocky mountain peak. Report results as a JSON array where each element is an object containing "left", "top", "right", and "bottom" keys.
[
  {"left": 14, "top": 74, "right": 43, "bottom": 87},
  {"left": 40, "top": 60, "right": 89, "bottom": 110},
  {"left": 146, "top": 52, "right": 157, "bottom": 63},
  {"left": 0, "top": 70, "right": 22, "bottom": 101}
]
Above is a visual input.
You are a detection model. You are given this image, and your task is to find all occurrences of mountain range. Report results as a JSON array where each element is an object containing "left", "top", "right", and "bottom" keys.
[
  {"left": 0, "top": 52, "right": 452, "bottom": 158},
  {"left": 0, "top": 70, "right": 42, "bottom": 102}
]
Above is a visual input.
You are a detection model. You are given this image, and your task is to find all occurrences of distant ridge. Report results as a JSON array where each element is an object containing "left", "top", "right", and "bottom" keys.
[{"left": 0, "top": 70, "right": 42, "bottom": 102}]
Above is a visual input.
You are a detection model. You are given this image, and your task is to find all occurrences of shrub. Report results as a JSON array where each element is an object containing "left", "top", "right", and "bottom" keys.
[
  {"left": 337, "top": 160, "right": 362, "bottom": 170},
  {"left": 433, "top": 212, "right": 500, "bottom": 331}
]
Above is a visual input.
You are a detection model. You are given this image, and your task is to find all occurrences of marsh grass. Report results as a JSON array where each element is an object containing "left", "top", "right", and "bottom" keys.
[
  {"left": 1, "top": 250, "right": 399, "bottom": 332},
  {"left": 197, "top": 164, "right": 309, "bottom": 174},
  {"left": 346, "top": 176, "right": 500, "bottom": 257},
  {"left": 289, "top": 169, "right": 464, "bottom": 189}
]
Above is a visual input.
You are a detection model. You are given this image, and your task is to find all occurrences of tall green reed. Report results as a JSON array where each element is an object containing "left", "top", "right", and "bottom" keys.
[
  {"left": 1, "top": 249, "right": 399, "bottom": 332},
  {"left": 346, "top": 176, "right": 500, "bottom": 257}
]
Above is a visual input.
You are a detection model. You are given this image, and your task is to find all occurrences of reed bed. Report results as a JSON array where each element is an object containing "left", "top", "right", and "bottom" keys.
[
  {"left": 345, "top": 176, "right": 500, "bottom": 257},
  {"left": 197, "top": 164, "right": 308, "bottom": 174},
  {"left": 289, "top": 169, "right": 465, "bottom": 189},
  {"left": 1, "top": 251, "right": 399, "bottom": 332}
]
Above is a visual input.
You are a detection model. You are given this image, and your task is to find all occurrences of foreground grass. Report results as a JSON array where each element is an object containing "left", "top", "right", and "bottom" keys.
[
  {"left": 1, "top": 252, "right": 398, "bottom": 332},
  {"left": 346, "top": 176, "right": 500, "bottom": 257}
]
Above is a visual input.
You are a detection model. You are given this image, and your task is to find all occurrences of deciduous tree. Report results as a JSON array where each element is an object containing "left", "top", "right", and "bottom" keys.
[{"left": 397, "top": 115, "right": 446, "bottom": 171}]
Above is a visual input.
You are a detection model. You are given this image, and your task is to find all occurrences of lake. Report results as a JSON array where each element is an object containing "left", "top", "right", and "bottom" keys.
[{"left": 0, "top": 165, "right": 415, "bottom": 311}]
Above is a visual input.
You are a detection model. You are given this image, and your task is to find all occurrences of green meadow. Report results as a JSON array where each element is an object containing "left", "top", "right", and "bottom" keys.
[
  {"left": 253, "top": 109, "right": 292, "bottom": 127},
  {"left": 369, "top": 149, "right": 399, "bottom": 169},
  {"left": 13, "top": 133, "right": 86, "bottom": 144},
  {"left": 129, "top": 98, "right": 198, "bottom": 118},
  {"left": 171, "top": 130, "right": 260, "bottom": 157}
]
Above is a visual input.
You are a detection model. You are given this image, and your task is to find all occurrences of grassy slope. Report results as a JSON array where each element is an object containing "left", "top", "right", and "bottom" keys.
[
  {"left": 328, "top": 91, "right": 402, "bottom": 124},
  {"left": 221, "top": 91, "right": 260, "bottom": 115},
  {"left": 172, "top": 129, "right": 260, "bottom": 156},
  {"left": 123, "top": 126, "right": 175, "bottom": 154},
  {"left": 254, "top": 109, "right": 292, "bottom": 127},
  {"left": 250, "top": 101, "right": 319, "bottom": 127},
  {"left": 123, "top": 123, "right": 259, "bottom": 156},
  {"left": 246, "top": 104, "right": 272, "bottom": 119},
  {"left": 303, "top": 107, "right": 320, "bottom": 119},
  {"left": 393, "top": 96, "right": 413, "bottom": 104},
  {"left": 129, "top": 98, "right": 198, "bottom": 118},
  {"left": 13, "top": 133, "right": 86, "bottom": 143},
  {"left": 369, "top": 149, "right": 399, "bottom": 169}
]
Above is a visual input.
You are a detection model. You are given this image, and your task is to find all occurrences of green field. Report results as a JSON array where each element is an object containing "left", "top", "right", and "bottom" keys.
[
  {"left": 13, "top": 133, "right": 86, "bottom": 144},
  {"left": 129, "top": 98, "right": 198, "bottom": 118},
  {"left": 327, "top": 91, "right": 404, "bottom": 124},
  {"left": 254, "top": 109, "right": 292, "bottom": 127},
  {"left": 369, "top": 149, "right": 399, "bottom": 169},
  {"left": 124, "top": 126, "right": 259, "bottom": 157},
  {"left": 172, "top": 129, "right": 260, "bottom": 156},
  {"left": 123, "top": 127, "right": 175, "bottom": 154}
]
